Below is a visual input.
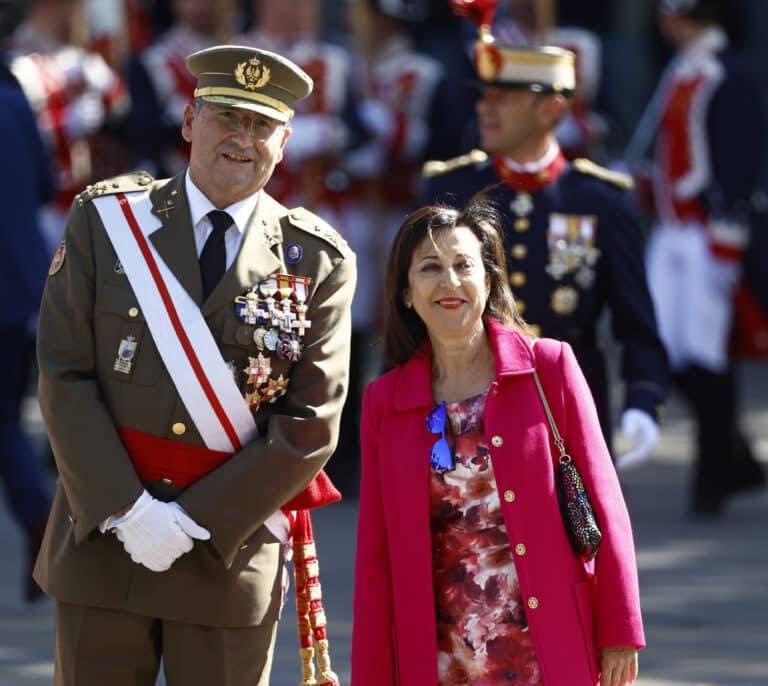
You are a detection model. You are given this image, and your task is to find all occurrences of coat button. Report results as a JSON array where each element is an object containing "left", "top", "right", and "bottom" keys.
[
  {"left": 128, "top": 307, "right": 139, "bottom": 318},
  {"left": 515, "top": 543, "right": 527, "bottom": 556},
  {"left": 161, "top": 478, "right": 173, "bottom": 485},
  {"left": 503, "top": 490, "right": 515, "bottom": 502},
  {"left": 527, "top": 596, "right": 539, "bottom": 609},
  {"left": 514, "top": 218, "right": 530, "bottom": 232},
  {"left": 239, "top": 543, "right": 248, "bottom": 550},
  {"left": 68, "top": 513, "right": 75, "bottom": 524},
  {"left": 510, "top": 272, "right": 526, "bottom": 287},
  {"left": 172, "top": 422, "right": 186, "bottom": 435},
  {"left": 491, "top": 435, "right": 504, "bottom": 447}
]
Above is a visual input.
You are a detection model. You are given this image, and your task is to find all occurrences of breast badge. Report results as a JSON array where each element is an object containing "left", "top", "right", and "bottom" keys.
[
  {"left": 550, "top": 286, "right": 579, "bottom": 316},
  {"left": 234, "top": 273, "right": 312, "bottom": 413},
  {"left": 113, "top": 336, "right": 138, "bottom": 374},
  {"left": 545, "top": 214, "right": 600, "bottom": 283}
]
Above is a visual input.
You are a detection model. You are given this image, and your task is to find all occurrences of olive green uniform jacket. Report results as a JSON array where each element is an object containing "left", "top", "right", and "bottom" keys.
[{"left": 34, "top": 171, "right": 356, "bottom": 628}]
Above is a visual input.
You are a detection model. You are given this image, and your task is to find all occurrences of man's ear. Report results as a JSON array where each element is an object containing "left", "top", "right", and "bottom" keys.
[
  {"left": 181, "top": 103, "right": 195, "bottom": 143},
  {"left": 274, "top": 126, "right": 291, "bottom": 164}
]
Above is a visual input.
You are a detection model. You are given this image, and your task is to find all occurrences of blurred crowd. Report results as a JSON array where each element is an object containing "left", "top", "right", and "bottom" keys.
[{"left": 2, "top": 0, "right": 768, "bottom": 601}]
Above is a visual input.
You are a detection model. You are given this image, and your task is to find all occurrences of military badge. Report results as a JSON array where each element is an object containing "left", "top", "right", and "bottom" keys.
[
  {"left": 550, "top": 286, "right": 579, "bottom": 315},
  {"left": 113, "top": 336, "right": 138, "bottom": 374},
  {"left": 48, "top": 241, "right": 66, "bottom": 276},
  {"left": 545, "top": 213, "right": 600, "bottom": 282},
  {"left": 285, "top": 243, "right": 303, "bottom": 264},
  {"left": 235, "top": 57, "right": 270, "bottom": 91}
]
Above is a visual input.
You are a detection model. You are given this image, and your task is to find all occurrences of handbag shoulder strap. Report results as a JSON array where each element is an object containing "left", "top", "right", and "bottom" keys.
[{"left": 531, "top": 340, "right": 571, "bottom": 464}]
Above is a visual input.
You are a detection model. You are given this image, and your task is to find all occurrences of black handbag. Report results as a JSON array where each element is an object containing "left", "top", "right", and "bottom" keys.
[{"left": 532, "top": 368, "right": 602, "bottom": 562}]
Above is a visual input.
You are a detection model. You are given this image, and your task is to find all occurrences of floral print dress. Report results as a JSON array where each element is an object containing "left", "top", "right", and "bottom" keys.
[{"left": 430, "top": 390, "right": 542, "bottom": 685}]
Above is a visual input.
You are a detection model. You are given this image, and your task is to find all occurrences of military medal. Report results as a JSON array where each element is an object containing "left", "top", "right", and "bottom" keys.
[
  {"left": 253, "top": 326, "right": 267, "bottom": 350},
  {"left": 285, "top": 243, "right": 303, "bottom": 264},
  {"left": 263, "top": 374, "right": 289, "bottom": 403},
  {"left": 113, "top": 335, "right": 138, "bottom": 374},
  {"left": 263, "top": 328, "right": 279, "bottom": 351},
  {"left": 551, "top": 286, "right": 579, "bottom": 315},
  {"left": 510, "top": 192, "right": 533, "bottom": 217},
  {"left": 245, "top": 353, "right": 272, "bottom": 386}
]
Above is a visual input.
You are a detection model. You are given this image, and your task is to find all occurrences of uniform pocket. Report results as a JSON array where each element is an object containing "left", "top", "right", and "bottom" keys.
[{"left": 94, "top": 282, "right": 164, "bottom": 386}]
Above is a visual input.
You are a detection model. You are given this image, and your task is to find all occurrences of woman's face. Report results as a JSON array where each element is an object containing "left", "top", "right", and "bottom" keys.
[{"left": 404, "top": 226, "right": 490, "bottom": 342}]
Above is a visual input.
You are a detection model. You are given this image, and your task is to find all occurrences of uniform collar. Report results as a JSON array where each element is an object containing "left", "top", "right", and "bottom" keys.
[
  {"left": 493, "top": 141, "right": 567, "bottom": 193},
  {"left": 393, "top": 317, "right": 536, "bottom": 411},
  {"left": 185, "top": 168, "right": 259, "bottom": 238}
]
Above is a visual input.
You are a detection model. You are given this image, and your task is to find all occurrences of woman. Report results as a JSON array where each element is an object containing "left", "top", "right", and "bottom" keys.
[{"left": 351, "top": 199, "right": 644, "bottom": 686}]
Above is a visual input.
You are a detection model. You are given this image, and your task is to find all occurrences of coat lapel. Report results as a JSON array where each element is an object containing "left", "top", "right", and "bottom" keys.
[
  {"left": 148, "top": 174, "right": 204, "bottom": 305},
  {"left": 201, "top": 191, "right": 281, "bottom": 316}
]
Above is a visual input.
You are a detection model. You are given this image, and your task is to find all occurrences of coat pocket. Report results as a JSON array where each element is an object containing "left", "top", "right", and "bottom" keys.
[{"left": 572, "top": 578, "right": 599, "bottom": 683}]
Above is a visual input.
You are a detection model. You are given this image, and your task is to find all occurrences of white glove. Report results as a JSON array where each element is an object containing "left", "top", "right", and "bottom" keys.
[
  {"left": 64, "top": 92, "right": 106, "bottom": 138},
  {"left": 109, "top": 490, "right": 211, "bottom": 572},
  {"left": 615, "top": 409, "right": 659, "bottom": 472}
]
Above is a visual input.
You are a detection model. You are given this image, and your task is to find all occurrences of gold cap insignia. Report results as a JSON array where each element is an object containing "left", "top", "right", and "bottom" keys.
[{"left": 235, "top": 57, "right": 271, "bottom": 91}]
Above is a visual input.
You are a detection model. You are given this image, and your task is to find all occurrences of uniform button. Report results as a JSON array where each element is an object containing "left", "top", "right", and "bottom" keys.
[
  {"left": 161, "top": 478, "right": 173, "bottom": 485},
  {"left": 515, "top": 543, "right": 527, "bottom": 556},
  {"left": 68, "top": 513, "right": 75, "bottom": 524},
  {"left": 511, "top": 244, "right": 528, "bottom": 259},
  {"left": 503, "top": 490, "right": 516, "bottom": 503},
  {"left": 514, "top": 218, "right": 530, "bottom": 232},
  {"left": 491, "top": 435, "right": 504, "bottom": 447},
  {"left": 528, "top": 596, "right": 539, "bottom": 609},
  {"left": 239, "top": 543, "right": 248, "bottom": 550},
  {"left": 510, "top": 272, "right": 526, "bottom": 287},
  {"left": 128, "top": 307, "right": 139, "bottom": 318},
  {"left": 172, "top": 422, "right": 186, "bottom": 435},
  {"left": 516, "top": 299, "right": 526, "bottom": 315}
]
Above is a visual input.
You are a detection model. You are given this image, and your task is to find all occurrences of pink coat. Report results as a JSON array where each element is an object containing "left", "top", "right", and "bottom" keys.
[{"left": 352, "top": 319, "right": 645, "bottom": 686}]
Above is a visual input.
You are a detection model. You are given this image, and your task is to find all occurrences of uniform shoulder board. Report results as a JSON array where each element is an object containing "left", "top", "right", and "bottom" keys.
[
  {"left": 422, "top": 149, "right": 488, "bottom": 179},
  {"left": 572, "top": 158, "right": 634, "bottom": 190},
  {"left": 77, "top": 171, "right": 155, "bottom": 205},
  {"left": 287, "top": 207, "right": 351, "bottom": 257}
]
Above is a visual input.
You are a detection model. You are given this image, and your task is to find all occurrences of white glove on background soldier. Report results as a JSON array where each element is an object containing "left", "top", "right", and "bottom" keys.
[
  {"left": 615, "top": 408, "right": 660, "bottom": 472},
  {"left": 102, "top": 490, "right": 210, "bottom": 572}
]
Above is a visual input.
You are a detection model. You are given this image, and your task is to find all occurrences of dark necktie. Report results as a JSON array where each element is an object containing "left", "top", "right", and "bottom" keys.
[{"left": 199, "top": 210, "right": 232, "bottom": 300}]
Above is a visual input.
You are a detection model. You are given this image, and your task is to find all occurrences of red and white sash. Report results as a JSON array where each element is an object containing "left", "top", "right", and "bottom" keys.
[{"left": 93, "top": 191, "right": 291, "bottom": 542}]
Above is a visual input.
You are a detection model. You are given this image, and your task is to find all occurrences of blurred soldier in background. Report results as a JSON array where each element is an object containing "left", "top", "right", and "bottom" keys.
[
  {"left": 424, "top": 2, "right": 669, "bottom": 469},
  {"left": 126, "top": 0, "right": 236, "bottom": 176},
  {"left": 0, "top": 0, "right": 53, "bottom": 603},
  {"left": 8, "top": 0, "right": 130, "bottom": 256},
  {"left": 632, "top": 0, "right": 766, "bottom": 517}
]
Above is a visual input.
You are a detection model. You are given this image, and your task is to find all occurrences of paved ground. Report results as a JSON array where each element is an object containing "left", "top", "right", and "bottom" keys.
[{"left": 0, "top": 362, "right": 766, "bottom": 686}]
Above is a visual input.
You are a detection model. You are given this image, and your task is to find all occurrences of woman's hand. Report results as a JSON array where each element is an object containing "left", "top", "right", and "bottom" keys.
[{"left": 600, "top": 646, "right": 638, "bottom": 686}]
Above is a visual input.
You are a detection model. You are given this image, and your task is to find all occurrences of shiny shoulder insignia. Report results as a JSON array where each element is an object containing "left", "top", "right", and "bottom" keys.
[
  {"left": 572, "top": 159, "right": 634, "bottom": 190},
  {"left": 76, "top": 171, "right": 155, "bottom": 205},
  {"left": 287, "top": 207, "right": 351, "bottom": 257},
  {"left": 422, "top": 149, "right": 488, "bottom": 178}
]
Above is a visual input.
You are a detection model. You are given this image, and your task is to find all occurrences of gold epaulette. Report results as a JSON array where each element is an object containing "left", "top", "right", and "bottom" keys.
[
  {"left": 422, "top": 149, "right": 488, "bottom": 178},
  {"left": 572, "top": 158, "right": 634, "bottom": 190},
  {"left": 287, "top": 207, "right": 351, "bottom": 257},
  {"left": 77, "top": 171, "right": 155, "bottom": 205}
]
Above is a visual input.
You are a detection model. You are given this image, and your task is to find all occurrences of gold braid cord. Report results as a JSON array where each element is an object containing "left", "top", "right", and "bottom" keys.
[{"left": 293, "top": 509, "right": 340, "bottom": 686}]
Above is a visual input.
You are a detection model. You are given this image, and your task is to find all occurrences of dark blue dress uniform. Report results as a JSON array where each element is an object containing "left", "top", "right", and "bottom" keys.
[
  {"left": 0, "top": 55, "right": 54, "bottom": 600},
  {"left": 422, "top": 152, "right": 669, "bottom": 445}
]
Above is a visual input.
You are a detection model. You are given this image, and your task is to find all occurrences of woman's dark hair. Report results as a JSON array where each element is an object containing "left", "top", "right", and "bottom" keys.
[{"left": 383, "top": 192, "right": 529, "bottom": 366}]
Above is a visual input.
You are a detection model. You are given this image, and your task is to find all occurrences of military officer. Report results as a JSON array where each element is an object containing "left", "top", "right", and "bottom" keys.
[
  {"left": 34, "top": 45, "right": 356, "bottom": 686},
  {"left": 422, "top": 32, "right": 669, "bottom": 466}
]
